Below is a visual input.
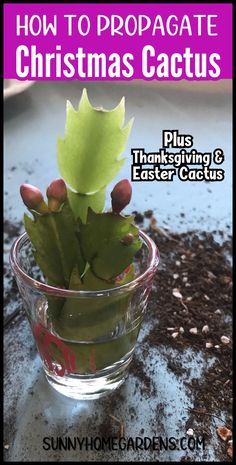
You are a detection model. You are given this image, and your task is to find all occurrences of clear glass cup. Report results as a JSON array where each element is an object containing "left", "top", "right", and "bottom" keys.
[{"left": 10, "top": 230, "right": 159, "bottom": 399}]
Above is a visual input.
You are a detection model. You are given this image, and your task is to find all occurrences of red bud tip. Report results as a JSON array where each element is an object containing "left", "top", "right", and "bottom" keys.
[
  {"left": 121, "top": 233, "right": 134, "bottom": 245},
  {"left": 46, "top": 179, "right": 67, "bottom": 212},
  {"left": 46, "top": 179, "right": 67, "bottom": 202},
  {"left": 20, "top": 184, "right": 44, "bottom": 210},
  {"left": 111, "top": 179, "right": 132, "bottom": 214}
]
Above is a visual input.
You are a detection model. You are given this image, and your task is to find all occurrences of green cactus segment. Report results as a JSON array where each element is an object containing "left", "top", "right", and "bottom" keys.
[
  {"left": 73, "top": 325, "right": 139, "bottom": 372},
  {"left": 47, "top": 296, "right": 65, "bottom": 322},
  {"left": 67, "top": 187, "right": 106, "bottom": 223},
  {"left": 81, "top": 267, "right": 116, "bottom": 290},
  {"left": 52, "top": 263, "right": 135, "bottom": 341},
  {"left": 80, "top": 209, "right": 139, "bottom": 261},
  {"left": 24, "top": 201, "right": 85, "bottom": 288},
  {"left": 51, "top": 325, "right": 140, "bottom": 373},
  {"left": 57, "top": 89, "right": 133, "bottom": 194},
  {"left": 82, "top": 263, "right": 135, "bottom": 290},
  {"left": 68, "top": 264, "right": 82, "bottom": 290},
  {"left": 115, "top": 263, "right": 135, "bottom": 285},
  {"left": 92, "top": 241, "right": 140, "bottom": 281},
  {"left": 66, "top": 262, "right": 135, "bottom": 292},
  {"left": 48, "top": 263, "right": 139, "bottom": 369},
  {"left": 56, "top": 293, "right": 129, "bottom": 340},
  {"left": 79, "top": 209, "right": 141, "bottom": 280}
]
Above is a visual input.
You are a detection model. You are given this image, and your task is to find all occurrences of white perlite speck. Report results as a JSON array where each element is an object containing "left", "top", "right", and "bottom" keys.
[
  {"left": 202, "top": 325, "right": 209, "bottom": 334},
  {"left": 179, "top": 327, "right": 185, "bottom": 334},
  {"left": 215, "top": 309, "right": 222, "bottom": 315},
  {"left": 186, "top": 428, "right": 194, "bottom": 436},
  {"left": 206, "top": 342, "right": 213, "bottom": 348},
  {"left": 207, "top": 271, "right": 216, "bottom": 279},
  {"left": 189, "top": 327, "right": 198, "bottom": 334},
  {"left": 172, "top": 289, "right": 183, "bottom": 299},
  {"left": 221, "top": 336, "right": 230, "bottom": 344},
  {"left": 172, "top": 332, "right": 179, "bottom": 339}
]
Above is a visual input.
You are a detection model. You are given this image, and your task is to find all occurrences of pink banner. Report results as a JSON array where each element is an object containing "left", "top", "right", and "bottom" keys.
[{"left": 3, "top": 3, "right": 232, "bottom": 80}]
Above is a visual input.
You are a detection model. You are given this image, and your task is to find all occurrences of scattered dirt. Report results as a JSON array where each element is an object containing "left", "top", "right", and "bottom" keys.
[
  {"left": 132, "top": 211, "right": 144, "bottom": 224},
  {"left": 144, "top": 209, "right": 153, "bottom": 219},
  {"left": 139, "top": 215, "right": 232, "bottom": 461},
  {"left": 129, "top": 354, "right": 154, "bottom": 396},
  {"left": 4, "top": 220, "right": 23, "bottom": 243}
]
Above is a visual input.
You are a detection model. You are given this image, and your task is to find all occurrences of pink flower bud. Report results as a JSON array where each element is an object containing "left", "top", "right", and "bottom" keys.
[
  {"left": 20, "top": 184, "right": 44, "bottom": 210},
  {"left": 46, "top": 179, "right": 67, "bottom": 212},
  {"left": 121, "top": 233, "right": 134, "bottom": 245},
  {"left": 111, "top": 179, "right": 132, "bottom": 214},
  {"left": 46, "top": 179, "right": 67, "bottom": 202}
]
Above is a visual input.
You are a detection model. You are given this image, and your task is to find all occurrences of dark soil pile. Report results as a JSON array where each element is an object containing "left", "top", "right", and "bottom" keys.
[
  {"left": 144, "top": 221, "right": 232, "bottom": 374},
  {"left": 136, "top": 213, "right": 232, "bottom": 461},
  {"left": 132, "top": 212, "right": 232, "bottom": 461}
]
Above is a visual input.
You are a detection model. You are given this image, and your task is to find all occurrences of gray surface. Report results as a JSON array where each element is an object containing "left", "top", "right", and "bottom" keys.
[{"left": 4, "top": 81, "right": 232, "bottom": 462}]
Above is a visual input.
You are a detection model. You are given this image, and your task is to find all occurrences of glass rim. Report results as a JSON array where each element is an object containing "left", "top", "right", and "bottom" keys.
[{"left": 10, "top": 230, "right": 159, "bottom": 298}]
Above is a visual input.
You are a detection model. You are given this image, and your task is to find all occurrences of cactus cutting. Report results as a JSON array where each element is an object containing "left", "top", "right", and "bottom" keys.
[
  {"left": 12, "top": 89, "right": 159, "bottom": 396},
  {"left": 20, "top": 89, "right": 141, "bottom": 291}
]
